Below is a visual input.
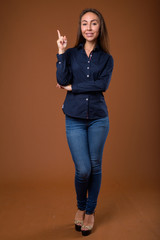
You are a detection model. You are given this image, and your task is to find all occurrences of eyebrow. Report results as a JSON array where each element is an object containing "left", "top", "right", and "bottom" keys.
[{"left": 82, "top": 19, "right": 99, "bottom": 22}]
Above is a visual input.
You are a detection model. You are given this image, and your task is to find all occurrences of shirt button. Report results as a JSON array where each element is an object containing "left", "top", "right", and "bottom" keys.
[
  {"left": 59, "top": 62, "right": 61, "bottom": 64},
  {"left": 87, "top": 75, "right": 89, "bottom": 77},
  {"left": 86, "top": 98, "right": 88, "bottom": 101},
  {"left": 87, "top": 67, "right": 89, "bottom": 69},
  {"left": 88, "top": 61, "right": 90, "bottom": 63}
]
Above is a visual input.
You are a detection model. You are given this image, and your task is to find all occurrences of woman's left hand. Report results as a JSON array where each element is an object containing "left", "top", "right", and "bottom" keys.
[{"left": 56, "top": 83, "right": 72, "bottom": 91}]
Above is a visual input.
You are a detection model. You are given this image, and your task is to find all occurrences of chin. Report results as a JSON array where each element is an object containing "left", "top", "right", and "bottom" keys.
[
  {"left": 87, "top": 39, "right": 97, "bottom": 42},
  {"left": 85, "top": 36, "right": 96, "bottom": 41}
]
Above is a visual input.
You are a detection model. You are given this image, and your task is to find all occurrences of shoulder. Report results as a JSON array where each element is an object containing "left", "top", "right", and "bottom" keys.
[
  {"left": 95, "top": 49, "right": 114, "bottom": 66},
  {"left": 63, "top": 47, "right": 79, "bottom": 61},
  {"left": 108, "top": 54, "right": 114, "bottom": 66},
  {"left": 65, "top": 46, "right": 78, "bottom": 55},
  {"left": 102, "top": 51, "right": 114, "bottom": 67},
  {"left": 100, "top": 49, "right": 113, "bottom": 60}
]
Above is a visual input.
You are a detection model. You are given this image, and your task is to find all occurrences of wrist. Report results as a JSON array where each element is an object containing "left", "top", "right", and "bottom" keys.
[{"left": 58, "top": 49, "right": 65, "bottom": 55}]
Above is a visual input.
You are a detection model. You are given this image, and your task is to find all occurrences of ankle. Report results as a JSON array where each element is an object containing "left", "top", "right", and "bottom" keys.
[
  {"left": 83, "top": 213, "right": 94, "bottom": 222},
  {"left": 75, "top": 209, "right": 85, "bottom": 219},
  {"left": 85, "top": 211, "right": 95, "bottom": 215}
]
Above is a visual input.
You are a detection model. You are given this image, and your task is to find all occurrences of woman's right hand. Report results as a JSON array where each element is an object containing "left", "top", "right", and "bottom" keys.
[{"left": 57, "top": 30, "right": 67, "bottom": 54}]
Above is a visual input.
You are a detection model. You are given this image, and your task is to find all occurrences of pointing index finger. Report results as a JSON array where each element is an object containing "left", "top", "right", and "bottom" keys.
[{"left": 57, "top": 30, "right": 61, "bottom": 39}]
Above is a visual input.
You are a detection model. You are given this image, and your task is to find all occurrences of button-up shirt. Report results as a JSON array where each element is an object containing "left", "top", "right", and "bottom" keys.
[{"left": 56, "top": 43, "right": 114, "bottom": 119}]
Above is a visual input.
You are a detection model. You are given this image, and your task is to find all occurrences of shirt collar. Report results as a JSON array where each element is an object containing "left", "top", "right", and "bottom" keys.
[{"left": 77, "top": 42, "right": 100, "bottom": 51}]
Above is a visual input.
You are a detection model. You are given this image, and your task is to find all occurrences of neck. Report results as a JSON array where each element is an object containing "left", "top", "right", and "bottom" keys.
[{"left": 84, "top": 41, "right": 96, "bottom": 51}]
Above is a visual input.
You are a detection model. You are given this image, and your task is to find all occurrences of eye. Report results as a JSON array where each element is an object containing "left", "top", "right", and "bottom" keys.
[
  {"left": 82, "top": 23, "right": 87, "bottom": 26},
  {"left": 92, "top": 22, "right": 97, "bottom": 25}
]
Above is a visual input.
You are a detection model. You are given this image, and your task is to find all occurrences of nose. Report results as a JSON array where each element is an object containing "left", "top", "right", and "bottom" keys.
[{"left": 87, "top": 23, "right": 92, "bottom": 30}]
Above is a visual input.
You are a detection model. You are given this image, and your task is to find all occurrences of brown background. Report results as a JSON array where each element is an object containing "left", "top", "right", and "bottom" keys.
[
  {"left": 0, "top": 1, "right": 160, "bottom": 239},
  {"left": 0, "top": 0, "right": 159, "bottom": 186}
]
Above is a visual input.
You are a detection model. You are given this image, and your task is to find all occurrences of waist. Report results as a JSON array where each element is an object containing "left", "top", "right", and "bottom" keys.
[{"left": 62, "top": 92, "right": 108, "bottom": 120}]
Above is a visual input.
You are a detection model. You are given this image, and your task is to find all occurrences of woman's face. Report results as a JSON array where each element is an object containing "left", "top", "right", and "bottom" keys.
[{"left": 81, "top": 12, "right": 100, "bottom": 43}]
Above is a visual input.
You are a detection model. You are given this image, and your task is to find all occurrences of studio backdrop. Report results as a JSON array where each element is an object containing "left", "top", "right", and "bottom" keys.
[{"left": 0, "top": 0, "right": 159, "bottom": 187}]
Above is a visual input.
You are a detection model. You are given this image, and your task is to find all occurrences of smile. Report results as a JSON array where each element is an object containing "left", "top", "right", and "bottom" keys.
[{"left": 86, "top": 33, "right": 94, "bottom": 37}]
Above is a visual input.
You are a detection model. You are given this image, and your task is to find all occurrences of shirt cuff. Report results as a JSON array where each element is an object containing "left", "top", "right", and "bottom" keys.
[
  {"left": 56, "top": 52, "right": 67, "bottom": 62},
  {"left": 72, "top": 84, "right": 78, "bottom": 93}
]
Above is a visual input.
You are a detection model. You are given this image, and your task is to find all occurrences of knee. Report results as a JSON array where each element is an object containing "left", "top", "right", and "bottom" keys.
[
  {"left": 91, "top": 159, "right": 102, "bottom": 174},
  {"left": 76, "top": 167, "right": 91, "bottom": 181}
]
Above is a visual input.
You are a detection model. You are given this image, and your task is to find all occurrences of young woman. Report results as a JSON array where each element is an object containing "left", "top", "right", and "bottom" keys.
[{"left": 56, "top": 8, "right": 114, "bottom": 236}]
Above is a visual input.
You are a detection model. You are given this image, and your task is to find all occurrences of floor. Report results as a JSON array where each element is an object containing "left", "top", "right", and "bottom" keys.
[{"left": 0, "top": 179, "right": 159, "bottom": 240}]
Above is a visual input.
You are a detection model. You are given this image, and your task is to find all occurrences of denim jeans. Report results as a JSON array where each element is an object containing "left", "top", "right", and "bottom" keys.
[{"left": 65, "top": 115, "right": 109, "bottom": 214}]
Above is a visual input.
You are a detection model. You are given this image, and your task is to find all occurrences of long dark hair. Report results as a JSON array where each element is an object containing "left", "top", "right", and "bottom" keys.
[{"left": 75, "top": 8, "right": 110, "bottom": 54}]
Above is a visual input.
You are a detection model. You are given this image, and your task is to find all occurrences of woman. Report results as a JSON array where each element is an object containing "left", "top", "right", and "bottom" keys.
[{"left": 56, "top": 8, "right": 114, "bottom": 236}]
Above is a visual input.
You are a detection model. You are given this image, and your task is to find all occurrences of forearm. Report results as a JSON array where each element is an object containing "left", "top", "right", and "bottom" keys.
[
  {"left": 72, "top": 75, "right": 112, "bottom": 93},
  {"left": 56, "top": 52, "right": 72, "bottom": 86},
  {"left": 71, "top": 55, "right": 114, "bottom": 93}
]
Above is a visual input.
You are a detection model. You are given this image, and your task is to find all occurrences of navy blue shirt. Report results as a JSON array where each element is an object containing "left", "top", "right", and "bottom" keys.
[{"left": 56, "top": 43, "right": 114, "bottom": 119}]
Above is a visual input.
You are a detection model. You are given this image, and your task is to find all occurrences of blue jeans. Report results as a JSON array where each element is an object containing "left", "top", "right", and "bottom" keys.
[{"left": 65, "top": 115, "right": 109, "bottom": 214}]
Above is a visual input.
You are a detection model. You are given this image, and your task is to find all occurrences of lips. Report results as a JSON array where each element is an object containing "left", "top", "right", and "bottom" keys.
[{"left": 86, "top": 33, "right": 94, "bottom": 37}]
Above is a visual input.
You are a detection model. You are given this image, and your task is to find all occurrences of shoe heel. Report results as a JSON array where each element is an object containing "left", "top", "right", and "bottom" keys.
[
  {"left": 82, "top": 229, "right": 92, "bottom": 236},
  {"left": 75, "top": 224, "right": 81, "bottom": 232}
]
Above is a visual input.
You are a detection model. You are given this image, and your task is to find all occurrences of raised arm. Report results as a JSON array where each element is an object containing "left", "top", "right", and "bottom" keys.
[{"left": 56, "top": 30, "right": 72, "bottom": 86}]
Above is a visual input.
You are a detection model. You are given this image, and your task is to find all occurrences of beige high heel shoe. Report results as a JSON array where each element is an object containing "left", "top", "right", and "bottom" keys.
[
  {"left": 74, "top": 210, "right": 85, "bottom": 232},
  {"left": 81, "top": 212, "right": 95, "bottom": 236}
]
